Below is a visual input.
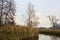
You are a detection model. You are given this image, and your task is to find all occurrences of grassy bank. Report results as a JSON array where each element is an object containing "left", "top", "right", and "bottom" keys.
[
  {"left": 0, "top": 25, "right": 39, "bottom": 40},
  {"left": 39, "top": 29, "right": 60, "bottom": 36}
]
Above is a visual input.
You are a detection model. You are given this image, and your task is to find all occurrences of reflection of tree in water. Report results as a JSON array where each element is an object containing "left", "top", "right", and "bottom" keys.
[{"left": 51, "top": 36, "right": 57, "bottom": 40}]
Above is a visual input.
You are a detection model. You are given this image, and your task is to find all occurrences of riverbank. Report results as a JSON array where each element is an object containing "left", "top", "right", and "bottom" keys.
[
  {"left": 39, "top": 29, "right": 60, "bottom": 37},
  {"left": 0, "top": 25, "right": 39, "bottom": 40}
]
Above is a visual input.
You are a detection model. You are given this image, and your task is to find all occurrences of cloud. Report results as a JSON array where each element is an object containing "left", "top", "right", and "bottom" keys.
[{"left": 35, "top": 12, "right": 51, "bottom": 28}]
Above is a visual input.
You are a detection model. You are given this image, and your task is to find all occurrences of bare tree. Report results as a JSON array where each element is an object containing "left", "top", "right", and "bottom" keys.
[
  {"left": 0, "top": 0, "right": 15, "bottom": 26},
  {"left": 26, "top": 3, "right": 39, "bottom": 27},
  {"left": 5, "top": 0, "right": 15, "bottom": 25},
  {"left": 48, "top": 16, "right": 58, "bottom": 28}
]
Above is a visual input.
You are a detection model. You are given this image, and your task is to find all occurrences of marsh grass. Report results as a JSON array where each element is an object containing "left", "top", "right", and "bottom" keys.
[{"left": 0, "top": 25, "right": 39, "bottom": 40}]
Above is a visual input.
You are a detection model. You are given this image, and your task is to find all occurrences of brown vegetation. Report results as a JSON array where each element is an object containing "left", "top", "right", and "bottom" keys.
[{"left": 0, "top": 25, "right": 39, "bottom": 40}]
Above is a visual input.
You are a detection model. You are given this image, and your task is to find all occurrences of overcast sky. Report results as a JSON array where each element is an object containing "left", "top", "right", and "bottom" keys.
[
  {"left": 14, "top": 0, "right": 60, "bottom": 28},
  {"left": 15, "top": 0, "right": 60, "bottom": 16}
]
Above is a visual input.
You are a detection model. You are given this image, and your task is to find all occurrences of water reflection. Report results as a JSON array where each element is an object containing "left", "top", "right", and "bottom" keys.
[
  {"left": 51, "top": 36, "right": 57, "bottom": 40},
  {"left": 39, "top": 34, "right": 60, "bottom": 40},
  {"left": 51, "top": 36, "right": 60, "bottom": 40}
]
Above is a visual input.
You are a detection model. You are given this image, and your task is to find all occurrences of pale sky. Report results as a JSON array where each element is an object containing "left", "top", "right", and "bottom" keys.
[{"left": 14, "top": 0, "right": 60, "bottom": 28}]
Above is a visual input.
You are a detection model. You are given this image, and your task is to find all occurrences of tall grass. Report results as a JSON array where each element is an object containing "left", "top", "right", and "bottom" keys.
[{"left": 0, "top": 25, "right": 39, "bottom": 40}]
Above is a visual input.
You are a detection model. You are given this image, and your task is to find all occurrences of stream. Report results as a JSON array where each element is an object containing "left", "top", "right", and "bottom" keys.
[{"left": 38, "top": 34, "right": 60, "bottom": 40}]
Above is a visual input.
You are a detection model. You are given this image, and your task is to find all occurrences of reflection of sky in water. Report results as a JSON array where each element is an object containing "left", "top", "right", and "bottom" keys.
[
  {"left": 39, "top": 34, "right": 60, "bottom": 40},
  {"left": 39, "top": 34, "right": 51, "bottom": 40}
]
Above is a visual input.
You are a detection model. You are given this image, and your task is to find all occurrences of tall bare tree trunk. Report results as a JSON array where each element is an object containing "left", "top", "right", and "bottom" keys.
[{"left": 0, "top": 0, "right": 3, "bottom": 26}]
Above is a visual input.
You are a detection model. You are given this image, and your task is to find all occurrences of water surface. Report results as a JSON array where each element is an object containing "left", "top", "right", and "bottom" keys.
[{"left": 38, "top": 34, "right": 60, "bottom": 40}]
